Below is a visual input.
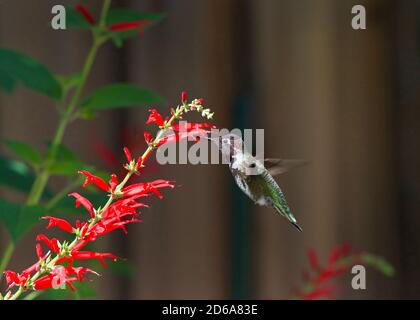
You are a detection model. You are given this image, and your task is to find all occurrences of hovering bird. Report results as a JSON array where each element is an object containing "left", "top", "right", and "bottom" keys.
[{"left": 208, "top": 133, "right": 305, "bottom": 231}]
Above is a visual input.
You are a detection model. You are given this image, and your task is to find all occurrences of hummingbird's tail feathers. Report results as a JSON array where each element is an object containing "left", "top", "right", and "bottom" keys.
[
  {"left": 272, "top": 202, "right": 303, "bottom": 232},
  {"left": 291, "top": 221, "right": 303, "bottom": 232}
]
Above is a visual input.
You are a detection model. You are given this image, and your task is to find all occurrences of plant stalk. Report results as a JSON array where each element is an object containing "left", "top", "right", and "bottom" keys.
[{"left": 0, "top": 0, "right": 112, "bottom": 279}]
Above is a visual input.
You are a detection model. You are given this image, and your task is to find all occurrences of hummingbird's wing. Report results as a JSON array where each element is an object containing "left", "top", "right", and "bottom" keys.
[
  {"left": 264, "top": 159, "right": 307, "bottom": 176},
  {"left": 246, "top": 169, "right": 303, "bottom": 232}
]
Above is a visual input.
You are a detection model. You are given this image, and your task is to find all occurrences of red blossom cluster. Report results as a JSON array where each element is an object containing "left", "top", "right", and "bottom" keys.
[
  {"left": 294, "top": 243, "right": 361, "bottom": 299},
  {"left": 2, "top": 92, "right": 214, "bottom": 300},
  {"left": 76, "top": 4, "right": 151, "bottom": 33}
]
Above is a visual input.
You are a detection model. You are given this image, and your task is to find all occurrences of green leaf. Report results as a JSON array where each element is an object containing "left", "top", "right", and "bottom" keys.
[
  {"left": 66, "top": 7, "right": 92, "bottom": 29},
  {"left": 106, "top": 9, "right": 165, "bottom": 46},
  {"left": 0, "top": 72, "right": 16, "bottom": 93},
  {"left": 106, "top": 9, "right": 165, "bottom": 25},
  {"left": 49, "top": 161, "right": 84, "bottom": 176},
  {"left": 4, "top": 139, "right": 41, "bottom": 165},
  {"left": 361, "top": 253, "right": 395, "bottom": 277},
  {"left": 55, "top": 143, "right": 79, "bottom": 162},
  {"left": 0, "top": 199, "right": 46, "bottom": 243},
  {"left": 0, "top": 48, "right": 62, "bottom": 99},
  {"left": 80, "top": 83, "right": 163, "bottom": 112},
  {"left": 43, "top": 142, "right": 85, "bottom": 176},
  {"left": 0, "top": 152, "right": 52, "bottom": 198}
]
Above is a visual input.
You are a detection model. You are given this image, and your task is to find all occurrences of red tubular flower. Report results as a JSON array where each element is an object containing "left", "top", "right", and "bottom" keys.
[
  {"left": 42, "top": 216, "right": 74, "bottom": 233},
  {"left": 146, "top": 109, "right": 165, "bottom": 127},
  {"left": 36, "top": 234, "right": 60, "bottom": 254},
  {"left": 2, "top": 97, "right": 215, "bottom": 299},
  {"left": 32, "top": 266, "right": 95, "bottom": 291},
  {"left": 171, "top": 122, "right": 215, "bottom": 132},
  {"left": 4, "top": 271, "right": 24, "bottom": 286},
  {"left": 68, "top": 192, "right": 95, "bottom": 218},
  {"left": 108, "top": 20, "right": 150, "bottom": 33},
  {"left": 75, "top": 4, "right": 96, "bottom": 25},
  {"left": 328, "top": 243, "right": 351, "bottom": 265},
  {"left": 36, "top": 244, "right": 43, "bottom": 259},
  {"left": 307, "top": 248, "right": 320, "bottom": 271},
  {"left": 123, "top": 147, "right": 132, "bottom": 162},
  {"left": 122, "top": 180, "right": 174, "bottom": 198},
  {"left": 109, "top": 174, "right": 119, "bottom": 193},
  {"left": 156, "top": 129, "right": 209, "bottom": 147},
  {"left": 79, "top": 170, "right": 110, "bottom": 192},
  {"left": 315, "top": 266, "right": 347, "bottom": 285},
  {"left": 300, "top": 286, "right": 336, "bottom": 300},
  {"left": 144, "top": 131, "right": 152, "bottom": 144},
  {"left": 181, "top": 91, "right": 187, "bottom": 103},
  {"left": 57, "top": 251, "right": 117, "bottom": 267},
  {"left": 135, "top": 156, "right": 143, "bottom": 171}
]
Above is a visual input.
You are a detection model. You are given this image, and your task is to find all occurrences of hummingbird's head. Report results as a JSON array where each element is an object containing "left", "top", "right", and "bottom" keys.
[{"left": 207, "top": 133, "right": 244, "bottom": 160}]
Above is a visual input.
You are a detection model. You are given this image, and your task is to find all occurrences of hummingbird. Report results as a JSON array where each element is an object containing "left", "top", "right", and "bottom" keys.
[{"left": 208, "top": 133, "right": 305, "bottom": 232}]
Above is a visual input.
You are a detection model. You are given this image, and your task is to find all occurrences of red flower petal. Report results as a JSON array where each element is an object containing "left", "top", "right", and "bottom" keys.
[
  {"left": 123, "top": 147, "right": 132, "bottom": 162},
  {"left": 70, "top": 251, "right": 118, "bottom": 267},
  {"left": 171, "top": 122, "right": 215, "bottom": 132},
  {"left": 75, "top": 4, "right": 96, "bottom": 25},
  {"left": 109, "top": 174, "right": 119, "bottom": 193},
  {"left": 108, "top": 20, "right": 150, "bottom": 33},
  {"left": 156, "top": 129, "right": 208, "bottom": 147},
  {"left": 328, "top": 243, "right": 352, "bottom": 265},
  {"left": 68, "top": 192, "right": 95, "bottom": 218},
  {"left": 4, "top": 270, "right": 21, "bottom": 286},
  {"left": 122, "top": 180, "right": 174, "bottom": 198},
  {"left": 36, "top": 244, "right": 43, "bottom": 259},
  {"left": 79, "top": 170, "right": 110, "bottom": 192},
  {"left": 144, "top": 131, "right": 152, "bottom": 144},
  {"left": 146, "top": 109, "right": 165, "bottom": 127},
  {"left": 315, "top": 266, "right": 348, "bottom": 284},
  {"left": 181, "top": 91, "right": 187, "bottom": 103},
  {"left": 308, "top": 248, "right": 320, "bottom": 271},
  {"left": 300, "top": 286, "right": 336, "bottom": 300},
  {"left": 36, "top": 234, "right": 60, "bottom": 254},
  {"left": 42, "top": 216, "right": 74, "bottom": 233},
  {"left": 135, "top": 156, "right": 143, "bottom": 171}
]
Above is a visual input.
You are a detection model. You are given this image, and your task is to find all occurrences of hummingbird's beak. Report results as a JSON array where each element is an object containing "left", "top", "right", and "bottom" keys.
[{"left": 204, "top": 135, "right": 218, "bottom": 144}]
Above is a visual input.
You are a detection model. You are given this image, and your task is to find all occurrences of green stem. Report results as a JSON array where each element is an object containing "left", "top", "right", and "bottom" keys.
[
  {"left": 0, "top": 0, "right": 112, "bottom": 281},
  {"left": 0, "top": 242, "right": 15, "bottom": 277},
  {"left": 26, "top": 40, "right": 101, "bottom": 206},
  {"left": 99, "top": 0, "right": 112, "bottom": 28}
]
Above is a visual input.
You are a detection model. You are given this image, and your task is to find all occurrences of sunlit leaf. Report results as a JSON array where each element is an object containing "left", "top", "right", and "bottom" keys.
[{"left": 0, "top": 153, "right": 35, "bottom": 193}]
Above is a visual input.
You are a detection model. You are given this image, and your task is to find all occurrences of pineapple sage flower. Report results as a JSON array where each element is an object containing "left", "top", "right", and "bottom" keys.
[
  {"left": 1, "top": 92, "right": 215, "bottom": 300},
  {"left": 76, "top": 3, "right": 151, "bottom": 34}
]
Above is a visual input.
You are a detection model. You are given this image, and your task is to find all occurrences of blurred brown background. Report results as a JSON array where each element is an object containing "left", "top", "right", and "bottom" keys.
[{"left": 0, "top": 0, "right": 419, "bottom": 299}]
